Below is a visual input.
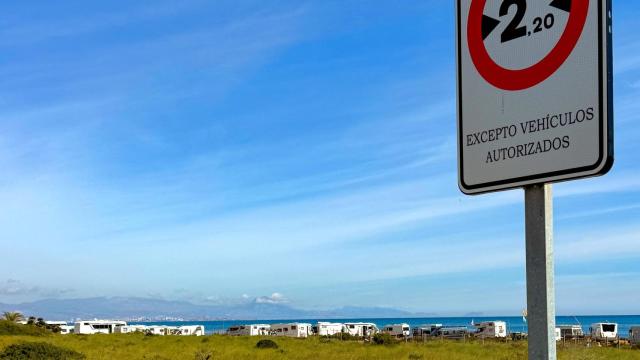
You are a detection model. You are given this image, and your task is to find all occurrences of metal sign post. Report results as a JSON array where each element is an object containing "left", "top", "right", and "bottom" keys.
[{"left": 525, "top": 184, "right": 556, "bottom": 360}]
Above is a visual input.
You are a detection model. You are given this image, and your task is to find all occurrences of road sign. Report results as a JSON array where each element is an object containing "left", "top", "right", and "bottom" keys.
[{"left": 456, "top": 0, "right": 613, "bottom": 194}]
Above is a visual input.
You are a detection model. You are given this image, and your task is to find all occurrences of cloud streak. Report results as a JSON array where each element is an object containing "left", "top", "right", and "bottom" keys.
[{"left": 0, "top": 280, "right": 73, "bottom": 300}]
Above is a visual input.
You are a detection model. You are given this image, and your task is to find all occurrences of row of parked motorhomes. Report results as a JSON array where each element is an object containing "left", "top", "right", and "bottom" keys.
[
  {"left": 39, "top": 320, "right": 640, "bottom": 344},
  {"left": 41, "top": 320, "right": 205, "bottom": 336},
  {"left": 226, "top": 321, "right": 640, "bottom": 344},
  {"left": 229, "top": 321, "right": 504, "bottom": 339}
]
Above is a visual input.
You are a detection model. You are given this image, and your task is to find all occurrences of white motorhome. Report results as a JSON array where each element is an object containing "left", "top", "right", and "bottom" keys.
[
  {"left": 343, "top": 322, "right": 379, "bottom": 337},
  {"left": 147, "top": 326, "right": 165, "bottom": 335},
  {"left": 45, "top": 321, "right": 74, "bottom": 335},
  {"left": 590, "top": 323, "right": 618, "bottom": 341},
  {"left": 474, "top": 321, "right": 507, "bottom": 338},
  {"left": 314, "top": 322, "right": 344, "bottom": 336},
  {"left": 270, "top": 323, "right": 312, "bottom": 338},
  {"left": 382, "top": 323, "right": 411, "bottom": 338},
  {"left": 147, "top": 325, "right": 178, "bottom": 335},
  {"left": 629, "top": 326, "right": 640, "bottom": 345},
  {"left": 555, "top": 328, "right": 561, "bottom": 341},
  {"left": 74, "top": 320, "right": 127, "bottom": 334},
  {"left": 227, "top": 324, "right": 271, "bottom": 336},
  {"left": 178, "top": 325, "right": 205, "bottom": 336},
  {"left": 412, "top": 324, "right": 443, "bottom": 338},
  {"left": 116, "top": 325, "right": 149, "bottom": 334},
  {"left": 557, "top": 325, "right": 584, "bottom": 339}
]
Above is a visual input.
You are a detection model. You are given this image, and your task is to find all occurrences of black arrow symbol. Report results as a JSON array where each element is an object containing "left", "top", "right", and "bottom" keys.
[
  {"left": 550, "top": 0, "right": 571, "bottom": 12},
  {"left": 482, "top": 15, "right": 500, "bottom": 40}
]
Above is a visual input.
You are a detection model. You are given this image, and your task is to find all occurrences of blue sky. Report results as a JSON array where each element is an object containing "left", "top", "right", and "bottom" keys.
[{"left": 1, "top": 1, "right": 639, "bottom": 316}]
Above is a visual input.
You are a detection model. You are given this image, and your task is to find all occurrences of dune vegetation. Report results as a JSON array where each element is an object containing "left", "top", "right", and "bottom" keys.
[{"left": 0, "top": 331, "right": 639, "bottom": 360}]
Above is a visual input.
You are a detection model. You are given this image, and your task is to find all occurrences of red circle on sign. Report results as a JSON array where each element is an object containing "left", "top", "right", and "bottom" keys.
[{"left": 467, "top": 0, "right": 589, "bottom": 91}]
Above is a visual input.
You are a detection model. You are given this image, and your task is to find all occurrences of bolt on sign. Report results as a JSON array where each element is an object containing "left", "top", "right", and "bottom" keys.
[{"left": 456, "top": 0, "right": 613, "bottom": 194}]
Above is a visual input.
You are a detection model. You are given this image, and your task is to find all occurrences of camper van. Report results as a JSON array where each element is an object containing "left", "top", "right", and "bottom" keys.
[
  {"left": 590, "top": 323, "right": 618, "bottom": 341},
  {"left": 178, "top": 325, "right": 205, "bottom": 336},
  {"left": 412, "top": 324, "right": 443, "bottom": 338},
  {"left": 227, "top": 324, "right": 271, "bottom": 336},
  {"left": 45, "top": 321, "right": 74, "bottom": 335},
  {"left": 474, "top": 321, "right": 507, "bottom": 338},
  {"left": 148, "top": 325, "right": 177, "bottom": 335},
  {"left": 555, "top": 328, "right": 561, "bottom": 341},
  {"left": 629, "top": 326, "right": 640, "bottom": 346},
  {"left": 74, "top": 320, "right": 127, "bottom": 334},
  {"left": 434, "top": 326, "right": 470, "bottom": 340},
  {"left": 382, "top": 323, "right": 411, "bottom": 338},
  {"left": 557, "top": 325, "right": 584, "bottom": 339},
  {"left": 270, "top": 323, "right": 312, "bottom": 338},
  {"left": 314, "top": 322, "right": 345, "bottom": 336},
  {"left": 116, "top": 325, "right": 149, "bottom": 334},
  {"left": 343, "top": 323, "right": 379, "bottom": 337}
]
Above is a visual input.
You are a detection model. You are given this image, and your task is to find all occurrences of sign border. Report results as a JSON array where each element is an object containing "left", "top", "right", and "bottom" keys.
[
  {"left": 456, "top": 0, "right": 614, "bottom": 195},
  {"left": 467, "top": 0, "right": 589, "bottom": 91}
]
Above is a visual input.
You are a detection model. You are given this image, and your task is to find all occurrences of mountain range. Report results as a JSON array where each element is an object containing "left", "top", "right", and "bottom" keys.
[{"left": 0, "top": 297, "right": 435, "bottom": 321}]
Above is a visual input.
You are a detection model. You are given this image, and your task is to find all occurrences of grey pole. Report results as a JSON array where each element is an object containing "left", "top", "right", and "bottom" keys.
[{"left": 525, "top": 184, "right": 556, "bottom": 360}]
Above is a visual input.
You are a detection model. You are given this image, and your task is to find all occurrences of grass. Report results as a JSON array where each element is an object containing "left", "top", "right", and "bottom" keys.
[
  {"left": 0, "top": 334, "right": 637, "bottom": 360},
  {"left": 0, "top": 321, "right": 48, "bottom": 337},
  {"left": 0, "top": 341, "right": 85, "bottom": 360}
]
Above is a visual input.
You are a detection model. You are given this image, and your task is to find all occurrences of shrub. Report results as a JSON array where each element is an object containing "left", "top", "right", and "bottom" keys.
[
  {"left": 0, "top": 321, "right": 48, "bottom": 336},
  {"left": 255, "top": 339, "right": 278, "bottom": 349},
  {"left": 408, "top": 352, "right": 424, "bottom": 360},
  {"left": 193, "top": 349, "right": 213, "bottom": 360},
  {"left": 0, "top": 342, "right": 85, "bottom": 360},
  {"left": 372, "top": 333, "right": 396, "bottom": 345}
]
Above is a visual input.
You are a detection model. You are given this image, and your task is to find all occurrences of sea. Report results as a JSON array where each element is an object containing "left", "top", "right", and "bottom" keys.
[{"left": 132, "top": 315, "right": 640, "bottom": 337}]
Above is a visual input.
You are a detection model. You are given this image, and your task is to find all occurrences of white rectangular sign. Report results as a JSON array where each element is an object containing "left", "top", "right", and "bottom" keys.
[{"left": 456, "top": 0, "right": 613, "bottom": 194}]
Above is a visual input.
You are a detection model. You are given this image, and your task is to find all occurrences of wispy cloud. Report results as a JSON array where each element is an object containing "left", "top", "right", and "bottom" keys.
[
  {"left": 0, "top": 280, "right": 73, "bottom": 300},
  {"left": 554, "top": 172, "right": 640, "bottom": 198},
  {"left": 255, "top": 293, "right": 288, "bottom": 304},
  {"left": 0, "top": 4, "right": 308, "bottom": 112},
  {"left": 0, "top": 2, "right": 209, "bottom": 46},
  {"left": 558, "top": 203, "right": 640, "bottom": 220},
  {"left": 614, "top": 40, "right": 640, "bottom": 75}
]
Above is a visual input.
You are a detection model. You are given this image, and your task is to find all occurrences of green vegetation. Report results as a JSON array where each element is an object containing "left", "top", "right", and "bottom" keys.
[
  {"left": 0, "top": 342, "right": 84, "bottom": 360},
  {"left": 23, "top": 317, "right": 47, "bottom": 330},
  {"left": 1, "top": 313, "right": 24, "bottom": 324},
  {"left": 324, "top": 332, "right": 360, "bottom": 341},
  {"left": 0, "top": 334, "right": 637, "bottom": 359},
  {"left": 256, "top": 339, "right": 279, "bottom": 349},
  {"left": 371, "top": 333, "right": 396, "bottom": 345},
  {"left": 0, "top": 322, "right": 47, "bottom": 337}
]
